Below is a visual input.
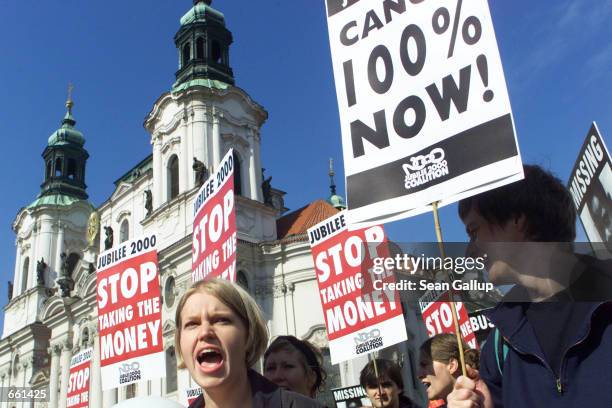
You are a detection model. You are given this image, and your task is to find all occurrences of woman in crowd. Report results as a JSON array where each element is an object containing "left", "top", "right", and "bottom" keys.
[
  {"left": 418, "top": 334, "right": 480, "bottom": 407},
  {"left": 175, "top": 279, "right": 323, "bottom": 408},
  {"left": 263, "top": 335, "right": 326, "bottom": 398}
]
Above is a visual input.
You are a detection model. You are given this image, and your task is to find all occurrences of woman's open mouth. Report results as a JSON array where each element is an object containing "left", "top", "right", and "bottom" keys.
[{"left": 196, "top": 348, "right": 224, "bottom": 374}]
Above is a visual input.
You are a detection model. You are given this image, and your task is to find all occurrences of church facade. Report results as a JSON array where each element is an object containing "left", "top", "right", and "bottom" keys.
[{"left": 0, "top": 1, "right": 424, "bottom": 407}]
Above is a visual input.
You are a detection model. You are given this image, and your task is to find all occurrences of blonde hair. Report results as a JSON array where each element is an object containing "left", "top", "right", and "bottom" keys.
[{"left": 175, "top": 279, "right": 269, "bottom": 369}]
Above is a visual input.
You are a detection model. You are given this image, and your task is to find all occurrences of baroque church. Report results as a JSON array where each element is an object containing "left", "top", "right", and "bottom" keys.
[{"left": 1, "top": 1, "right": 425, "bottom": 407}]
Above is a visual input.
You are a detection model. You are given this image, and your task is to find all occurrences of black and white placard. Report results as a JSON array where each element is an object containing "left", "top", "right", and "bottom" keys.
[
  {"left": 325, "top": 0, "right": 523, "bottom": 225},
  {"left": 568, "top": 123, "right": 612, "bottom": 257}
]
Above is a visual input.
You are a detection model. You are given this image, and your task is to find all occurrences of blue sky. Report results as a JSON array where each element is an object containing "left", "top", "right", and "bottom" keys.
[{"left": 0, "top": 0, "right": 610, "bottom": 329}]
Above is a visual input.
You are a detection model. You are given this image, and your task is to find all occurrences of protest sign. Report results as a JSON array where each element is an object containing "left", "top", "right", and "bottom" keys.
[
  {"left": 568, "top": 123, "right": 612, "bottom": 256},
  {"left": 419, "top": 290, "right": 477, "bottom": 349},
  {"left": 186, "top": 387, "right": 203, "bottom": 405},
  {"left": 308, "top": 211, "right": 407, "bottom": 364},
  {"left": 325, "top": 0, "right": 523, "bottom": 225},
  {"left": 96, "top": 233, "right": 164, "bottom": 390},
  {"left": 468, "top": 310, "right": 495, "bottom": 346},
  {"left": 332, "top": 385, "right": 372, "bottom": 408},
  {"left": 66, "top": 347, "right": 92, "bottom": 408},
  {"left": 192, "top": 149, "right": 237, "bottom": 282}
]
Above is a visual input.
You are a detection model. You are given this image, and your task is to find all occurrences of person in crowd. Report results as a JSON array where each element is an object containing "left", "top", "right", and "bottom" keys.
[
  {"left": 418, "top": 334, "right": 480, "bottom": 407},
  {"left": 175, "top": 278, "right": 323, "bottom": 408},
  {"left": 359, "top": 358, "right": 419, "bottom": 408},
  {"left": 263, "top": 335, "right": 326, "bottom": 398},
  {"left": 448, "top": 164, "right": 612, "bottom": 407}
]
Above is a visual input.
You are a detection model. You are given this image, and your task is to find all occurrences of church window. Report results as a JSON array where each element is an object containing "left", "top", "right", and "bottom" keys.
[
  {"left": 165, "top": 347, "right": 178, "bottom": 393},
  {"left": 196, "top": 37, "right": 205, "bottom": 59},
  {"left": 164, "top": 276, "right": 176, "bottom": 308},
  {"left": 211, "top": 39, "right": 222, "bottom": 63},
  {"left": 67, "top": 158, "right": 76, "bottom": 180},
  {"left": 21, "top": 257, "right": 29, "bottom": 294},
  {"left": 46, "top": 160, "right": 52, "bottom": 179},
  {"left": 233, "top": 152, "right": 242, "bottom": 196},
  {"left": 237, "top": 270, "right": 248, "bottom": 292},
  {"left": 55, "top": 157, "right": 63, "bottom": 177},
  {"left": 119, "top": 219, "right": 129, "bottom": 243},
  {"left": 125, "top": 383, "right": 136, "bottom": 399},
  {"left": 65, "top": 253, "right": 80, "bottom": 276},
  {"left": 81, "top": 328, "right": 89, "bottom": 347},
  {"left": 167, "top": 155, "right": 180, "bottom": 200},
  {"left": 182, "top": 43, "right": 191, "bottom": 67}
]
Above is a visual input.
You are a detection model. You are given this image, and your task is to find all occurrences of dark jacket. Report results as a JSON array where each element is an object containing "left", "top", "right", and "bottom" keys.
[
  {"left": 480, "top": 256, "right": 612, "bottom": 407},
  {"left": 187, "top": 369, "right": 324, "bottom": 408}
]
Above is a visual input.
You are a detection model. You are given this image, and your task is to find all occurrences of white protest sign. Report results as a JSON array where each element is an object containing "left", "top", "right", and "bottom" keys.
[
  {"left": 96, "top": 233, "right": 165, "bottom": 390},
  {"left": 308, "top": 211, "right": 407, "bottom": 364},
  {"left": 66, "top": 348, "right": 92, "bottom": 408},
  {"left": 325, "top": 0, "right": 523, "bottom": 225}
]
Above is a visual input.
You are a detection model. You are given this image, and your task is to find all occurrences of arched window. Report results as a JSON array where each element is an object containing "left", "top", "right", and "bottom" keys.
[
  {"left": 165, "top": 347, "right": 177, "bottom": 393},
  {"left": 182, "top": 43, "right": 191, "bottom": 67},
  {"left": 233, "top": 152, "right": 242, "bottom": 196},
  {"left": 81, "top": 328, "right": 90, "bottom": 348},
  {"left": 67, "top": 158, "right": 76, "bottom": 180},
  {"left": 119, "top": 219, "right": 129, "bottom": 243},
  {"left": 125, "top": 383, "right": 136, "bottom": 399},
  {"left": 164, "top": 277, "right": 176, "bottom": 308},
  {"left": 196, "top": 37, "right": 205, "bottom": 59},
  {"left": 21, "top": 257, "right": 29, "bottom": 293},
  {"left": 55, "top": 157, "right": 63, "bottom": 177},
  {"left": 167, "top": 155, "right": 179, "bottom": 200},
  {"left": 237, "top": 270, "right": 248, "bottom": 292},
  {"left": 211, "top": 40, "right": 222, "bottom": 63}
]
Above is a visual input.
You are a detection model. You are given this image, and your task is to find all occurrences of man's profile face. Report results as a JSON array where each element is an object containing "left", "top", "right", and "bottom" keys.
[
  {"left": 364, "top": 377, "right": 401, "bottom": 408},
  {"left": 462, "top": 207, "right": 527, "bottom": 285}
]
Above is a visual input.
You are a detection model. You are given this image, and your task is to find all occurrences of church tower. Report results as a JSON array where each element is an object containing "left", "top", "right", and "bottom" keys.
[
  {"left": 144, "top": 0, "right": 277, "bottom": 243},
  {"left": 3, "top": 90, "right": 94, "bottom": 338}
]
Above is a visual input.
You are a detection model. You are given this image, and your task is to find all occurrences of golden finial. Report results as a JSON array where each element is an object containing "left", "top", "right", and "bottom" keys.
[
  {"left": 329, "top": 158, "right": 337, "bottom": 195},
  {"left": 66, "top": 83, "right": 74, "bottom": 114}
]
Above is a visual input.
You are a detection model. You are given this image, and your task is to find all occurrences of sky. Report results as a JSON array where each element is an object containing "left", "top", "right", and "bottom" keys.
[{"left": 0, "top": 0, "right": 610, "bottom": 330}]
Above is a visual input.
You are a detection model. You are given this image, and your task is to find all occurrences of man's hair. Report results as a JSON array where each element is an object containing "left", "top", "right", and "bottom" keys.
[
  {"left": 458, "top": 164, "right": 576, "bottom": 241},
  {"left": 359, "top": 359, "right": 403, "bottom": 391},
  {"left": 175, "top": 279, "right": 269, "bottom": 369}
]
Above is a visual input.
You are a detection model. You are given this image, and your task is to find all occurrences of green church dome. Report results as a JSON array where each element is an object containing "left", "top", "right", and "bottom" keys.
[
  {"left": 47, "top": 111, "right": 85, "bottom": 147},
  {"left": 180, "top": 0, "right": 225, "bottom": 26}
]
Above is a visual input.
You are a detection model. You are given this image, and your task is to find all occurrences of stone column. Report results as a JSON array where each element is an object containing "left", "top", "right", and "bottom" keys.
[
  {"left": 252, "top": 128, "right": 263, "bottom": 202},
  {"left": 211, "top": 109, "right": 222, "bottom": 167},
  {"left": 48, "top": 343, "right": 62, "bottom": 408},
  {"left": 28, "top": 222, "right": 38, "bottom": 288},
  {"left": 13, "top": 243, "right": 22, "bottom": 297},
  {"left": 180, "top": 112, "right": 189, "bottom": 193},
  {"left": 248, "top": 138, "right": 259, "bottom": 202},
  {"left": 152, "top": 136, "right": 163, "bottom": 209},
  {"left": 58, "top": 339, "right": 72, "bottom": 408},
  {"left": 54, "top": 223, "right": 65, "bottom": 274},
  {"left": 192, "top": 106, "right": 207, "bottom": 189},
  {"left": 89, "top": 331, "right": 102, "bottom": 408}
]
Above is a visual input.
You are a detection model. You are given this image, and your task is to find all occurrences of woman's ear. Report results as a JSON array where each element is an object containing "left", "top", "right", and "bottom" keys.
[{"left": 447, "top": 358, "right": 459, "bottom": 376}]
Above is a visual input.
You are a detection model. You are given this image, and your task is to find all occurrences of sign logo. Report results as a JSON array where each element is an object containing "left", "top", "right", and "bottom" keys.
[
  {"left": 118, "top": 362, "right": 141, "bottom": 384},
  {"left": 403, "top": 148, "right": 449, "bottom": 190},
  {"left": 354, "top": 328, "right": 383, "bottom": 355}
]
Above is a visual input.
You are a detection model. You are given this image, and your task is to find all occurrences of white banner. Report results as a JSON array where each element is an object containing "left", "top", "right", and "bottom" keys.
[{"left": 325, "top": 0, "right": 523, "bottom": 225}]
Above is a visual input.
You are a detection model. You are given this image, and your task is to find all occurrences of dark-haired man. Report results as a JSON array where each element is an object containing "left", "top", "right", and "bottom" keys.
[
  {"left": 360, "top": 359, "right": 418, "bottom": 408},
  {"left": 448, "top": 165, "right": 612, "bottom": 407}
]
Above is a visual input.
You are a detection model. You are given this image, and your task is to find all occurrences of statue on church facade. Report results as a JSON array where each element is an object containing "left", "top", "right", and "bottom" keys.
[
  {"left": 36, "top": 258, "right": 47, "bottom": 286},
  {"left": 56, "top": 253, "right": 74, "bottom": 298},
  {"left": 261, "top": 168, "right": 273, "bottom": 206},
  {"left": 193, "top": 157, "right": 209, "bottom": 186},
  {"left": 104, "top": 226, "right": 114, "bottom": 250},
  {"left": 144, "top": 190, "right": 153, "bottom": 217},
  {"left": 7, "top": 281, "right": 13, "bottom": 302}
]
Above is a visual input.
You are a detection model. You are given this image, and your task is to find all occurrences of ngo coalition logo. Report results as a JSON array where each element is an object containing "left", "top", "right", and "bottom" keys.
[
  {"left": 354, "top": 329, "right": 383, "bottom": 355},
  {"left": 402, "top": 148, "right": 449, "bottom": 190},
  {"left": 118, "top": 362, "right": 141, "bottom": 384}
]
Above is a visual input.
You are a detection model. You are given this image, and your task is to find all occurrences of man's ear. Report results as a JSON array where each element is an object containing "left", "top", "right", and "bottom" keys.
[{"left": 447, "top": 358, "right": 459, "bottom": 376}]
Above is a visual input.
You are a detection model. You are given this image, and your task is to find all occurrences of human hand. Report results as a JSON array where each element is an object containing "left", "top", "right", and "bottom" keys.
[{"left": 447, "top": 367, "right": 493, "bottom": 408}]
